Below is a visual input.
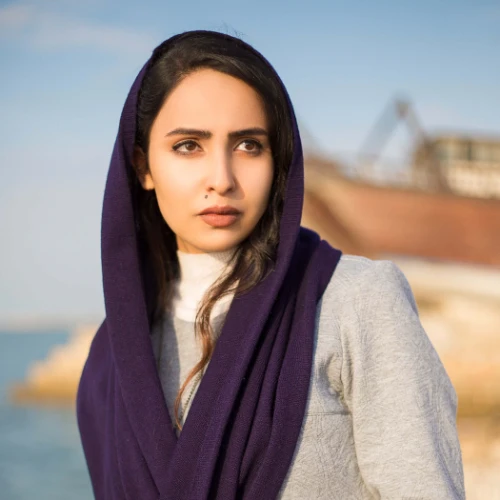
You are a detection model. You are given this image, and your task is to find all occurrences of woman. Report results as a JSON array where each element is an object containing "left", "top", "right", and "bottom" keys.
[{"left": 77, "top": 30, "right": 465, "bottom": 499}]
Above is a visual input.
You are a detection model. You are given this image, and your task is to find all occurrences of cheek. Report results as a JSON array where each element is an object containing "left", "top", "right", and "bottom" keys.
[
  {"left": 147, "top": 159, "right": 200, "bottom": 228},
  {"left": 244, "top": 163, "right": 274, "bottom": 211},
  {"left": 149, "top": 155, "right": 199, "bottom": 198}
]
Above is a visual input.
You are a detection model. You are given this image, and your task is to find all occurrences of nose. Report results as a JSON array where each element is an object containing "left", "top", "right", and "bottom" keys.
[{"left": 206, "top": 147, "right": 237, "bottom": 195}]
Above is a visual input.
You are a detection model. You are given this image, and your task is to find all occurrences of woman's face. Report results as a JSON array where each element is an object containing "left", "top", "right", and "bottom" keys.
[{"left": 134, "top": 68, "right": 274, "bottom": 254}]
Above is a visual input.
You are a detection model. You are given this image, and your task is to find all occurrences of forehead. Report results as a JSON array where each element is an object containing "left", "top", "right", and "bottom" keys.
[{"left": 153, "top": 68, "right": 268, "bottom": 131}]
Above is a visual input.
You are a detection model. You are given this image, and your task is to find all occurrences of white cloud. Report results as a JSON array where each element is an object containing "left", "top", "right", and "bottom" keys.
[{"left": 0, "top": 1, "right": 157, "bottom": 56}]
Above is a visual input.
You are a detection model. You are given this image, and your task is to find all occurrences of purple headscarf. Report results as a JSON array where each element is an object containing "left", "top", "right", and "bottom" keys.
[{"left": 77, "top": 30, "right": 342, "bottom": 499}]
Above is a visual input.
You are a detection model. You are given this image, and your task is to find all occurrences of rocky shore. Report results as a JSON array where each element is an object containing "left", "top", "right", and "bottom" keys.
[{"left": 9, "top": 325, "right": 96, "bottom": 406}]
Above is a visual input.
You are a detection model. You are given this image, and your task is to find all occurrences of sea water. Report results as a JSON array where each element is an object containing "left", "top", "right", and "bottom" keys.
[{"left": 0, "top": 331, "right": 93, "bottom": 500}]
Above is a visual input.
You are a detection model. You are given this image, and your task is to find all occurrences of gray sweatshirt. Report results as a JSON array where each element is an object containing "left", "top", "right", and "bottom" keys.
[{"left": 151, "top": 254, "right": 466, "bottom": 499}]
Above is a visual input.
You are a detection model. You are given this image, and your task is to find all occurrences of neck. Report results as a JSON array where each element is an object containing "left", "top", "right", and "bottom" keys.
[
  {"left": 171, "top": 248, "right": 237, "bottom": 322},
  {"left": 176, "top": 248, "right": 236, "bottom": 282}
]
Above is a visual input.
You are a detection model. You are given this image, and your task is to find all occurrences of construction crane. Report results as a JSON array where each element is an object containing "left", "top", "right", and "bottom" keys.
[{"left": 357, "top": 98, "right": 450, "bottom": 192}]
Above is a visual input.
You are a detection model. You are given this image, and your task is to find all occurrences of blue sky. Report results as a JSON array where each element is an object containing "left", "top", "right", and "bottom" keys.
[{"left": 0, "top": 0, "right": 498, "bottom": 325}]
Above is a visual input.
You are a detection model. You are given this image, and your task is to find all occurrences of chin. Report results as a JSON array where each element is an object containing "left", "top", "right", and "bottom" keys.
[
  {"left": 190, "top": 231, "right": 248, "bottom": 254},
  {"left": 199, "top": 239, "right": 242, "bottom": 254}
]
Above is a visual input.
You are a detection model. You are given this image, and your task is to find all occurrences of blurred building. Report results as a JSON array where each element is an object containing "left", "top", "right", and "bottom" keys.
[{"left": 413, "top": 135, "right": 500, "bottom": 199}]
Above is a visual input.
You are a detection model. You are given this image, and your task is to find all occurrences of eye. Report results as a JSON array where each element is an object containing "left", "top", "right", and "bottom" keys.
[
  {"left": 236, "top": 139, "right": 263, "bottom": 155},
  {"left": 172, "top": 140, "right": 201, "bottom": 155}
]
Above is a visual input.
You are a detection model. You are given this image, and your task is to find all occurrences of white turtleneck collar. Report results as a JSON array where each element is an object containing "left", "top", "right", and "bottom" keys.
[{"left": 171, "top": 248, "right": 236, "bottom": 322}]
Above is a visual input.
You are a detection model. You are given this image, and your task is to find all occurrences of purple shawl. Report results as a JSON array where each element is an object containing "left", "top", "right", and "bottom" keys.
[{"left": 77, "top": 31, "right": 342, "bottom": 500}]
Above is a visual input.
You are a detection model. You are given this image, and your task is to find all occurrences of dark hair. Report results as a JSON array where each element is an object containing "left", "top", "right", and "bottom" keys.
[{"left": 132, "top": 31, "right": 294, "bottom": 431}]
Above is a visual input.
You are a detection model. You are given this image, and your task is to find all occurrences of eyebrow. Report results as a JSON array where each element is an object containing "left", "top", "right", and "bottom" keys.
[{"left": 165, "top": 127, "right": 268, "bottom": 139}]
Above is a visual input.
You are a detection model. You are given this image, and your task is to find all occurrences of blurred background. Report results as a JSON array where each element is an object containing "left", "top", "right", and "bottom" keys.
[{"left": 1, "top": 0, "right": 499, "bottom": 498}]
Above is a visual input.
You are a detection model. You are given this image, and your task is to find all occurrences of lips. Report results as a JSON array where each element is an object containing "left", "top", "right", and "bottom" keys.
[
  {"left": 198, "top": 206, "right": 242, "bottom": 228},
  {"left": 198, "top": 205, "right": 241, "bottom": 216}
]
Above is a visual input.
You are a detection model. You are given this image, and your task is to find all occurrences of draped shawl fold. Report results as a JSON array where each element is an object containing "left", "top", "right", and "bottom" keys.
[{"left": 76, "top": 30, "right": 342, "bottom": 500}]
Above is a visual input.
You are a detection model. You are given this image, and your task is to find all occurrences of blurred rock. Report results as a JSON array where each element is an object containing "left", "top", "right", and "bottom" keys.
[
  {"left": 9, "top": 325, "right": 95, "bottom": 406},
  {"left": 457, "top": 417, "right": 500, "bottom": 500}
]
